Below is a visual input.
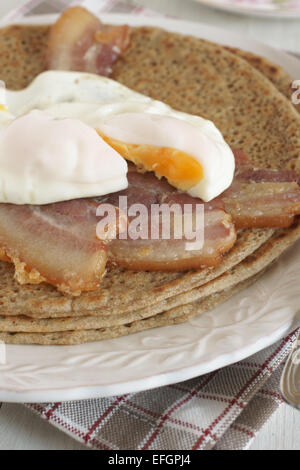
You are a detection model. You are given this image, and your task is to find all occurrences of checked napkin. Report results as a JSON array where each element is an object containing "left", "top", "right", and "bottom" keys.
[
  {"left": 2, "top": 0, "right": 300, "bottom": 451},
  {"left": 25, "top": 329, "right": 299, "bottom": 450}
]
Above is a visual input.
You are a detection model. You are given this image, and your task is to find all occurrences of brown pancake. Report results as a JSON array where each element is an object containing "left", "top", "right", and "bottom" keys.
[
  {"left": 0, "top": 272, "right": 265, "bottom": 345},
  {"left": 0, "top": 23, "right": 299, "bottom": 343}
]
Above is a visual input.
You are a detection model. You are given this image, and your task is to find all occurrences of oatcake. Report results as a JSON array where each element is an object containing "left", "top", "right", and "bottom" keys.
[{"left": 0, "top": 24, "right": 299, "bottom": 343}]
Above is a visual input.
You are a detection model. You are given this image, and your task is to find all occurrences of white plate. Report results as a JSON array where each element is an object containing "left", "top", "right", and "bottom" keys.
[
  {"left": 0, "top": 14, "right": 300, "bottom": 403},
  {"left": 191, "top": 0, "right": 300, "bottom": 19}
]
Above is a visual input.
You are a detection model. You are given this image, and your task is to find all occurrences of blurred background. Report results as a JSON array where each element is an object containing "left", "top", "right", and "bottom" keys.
[{"left": 1, "top": 0, "right": 299, "bottom": 53}]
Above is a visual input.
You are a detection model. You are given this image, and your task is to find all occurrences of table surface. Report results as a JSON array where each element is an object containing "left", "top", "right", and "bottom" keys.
[{"left": 0, "top": 0, "right": 300, "bottom": 451}]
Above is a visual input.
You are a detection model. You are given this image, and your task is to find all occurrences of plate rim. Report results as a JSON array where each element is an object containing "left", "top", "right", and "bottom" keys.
[
  {"left": 0, "top": 13, "right": 300, "bottom": 403},
  {"left": 0, "top": 321, "right": 296, "bottom": 403}
]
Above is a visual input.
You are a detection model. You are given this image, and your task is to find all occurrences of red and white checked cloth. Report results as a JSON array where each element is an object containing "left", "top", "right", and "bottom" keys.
[
  {"left": 2, "top": 0, "right": 300, "bottom": 451},
  {"left": 24, "top": 329, "right": 299, "bottom": 450}
]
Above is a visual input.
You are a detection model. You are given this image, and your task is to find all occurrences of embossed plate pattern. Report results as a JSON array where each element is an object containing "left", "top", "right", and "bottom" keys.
[{"left": 0, "top": 14, "right": 300, "bottom": 402}]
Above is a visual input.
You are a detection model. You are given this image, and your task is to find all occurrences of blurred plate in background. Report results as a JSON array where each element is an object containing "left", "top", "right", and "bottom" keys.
[{"left": 192, "top": 0, "right": 300, "bottom": 18}]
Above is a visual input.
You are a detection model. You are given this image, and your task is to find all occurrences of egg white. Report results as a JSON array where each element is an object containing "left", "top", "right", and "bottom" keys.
[
  {"left": 5, "top": 71, "right": 235, "bottom": 202},
  {"left": 0, "top": 108, "right": 128, "bottom": 204}
]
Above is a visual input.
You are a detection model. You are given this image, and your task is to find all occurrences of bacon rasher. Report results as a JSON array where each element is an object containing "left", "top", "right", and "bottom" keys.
[
  {"left": 47, "top": 6, "right": 131, "bottom": 77},
  {"left": 0, "top": 169, "right": 236, "bottom": 292},
  {"left": 99, "top": 168, "right": 236, "bottom": 271},
  {"left": 223, "top": 150, "right": 300, "bottom": 228},
  {"left": 0, "top": 151, "right": 299, "bottom": 294},
  {"left": 0, "top": 200, "right": 109, "bottom": 296},
  {"left": 99, "top": 151, "right": 300, "bottom": 269}
]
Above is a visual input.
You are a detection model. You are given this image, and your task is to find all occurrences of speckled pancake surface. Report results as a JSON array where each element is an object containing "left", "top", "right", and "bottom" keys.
[{"left": 0, "top": 23, "right": 299, "bottom": 344}]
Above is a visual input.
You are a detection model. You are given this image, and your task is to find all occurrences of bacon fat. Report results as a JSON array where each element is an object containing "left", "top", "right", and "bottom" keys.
[
  {"left": 226, "top": 149, "right": 300, "bottom": 228},
  {"left": 0, "top": 200, "right": 108, "bottom": 295},
  {"left": 46, "top": 6, "right": 131, "bottom": 77}
]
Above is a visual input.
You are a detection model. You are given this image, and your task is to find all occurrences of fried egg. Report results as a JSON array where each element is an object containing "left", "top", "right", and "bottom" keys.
[{"left": 5, "top": 71, "right": 235, "bottom": 203}]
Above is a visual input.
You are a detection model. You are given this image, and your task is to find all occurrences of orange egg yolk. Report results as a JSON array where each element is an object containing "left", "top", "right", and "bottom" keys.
[{"left": 97, "top": 132, "right": 204, "bottom": 190}]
